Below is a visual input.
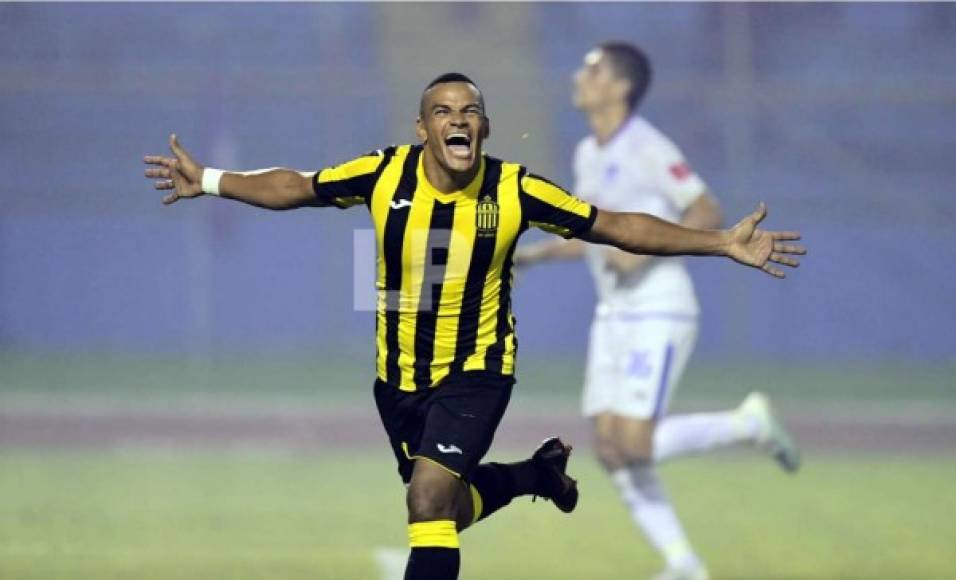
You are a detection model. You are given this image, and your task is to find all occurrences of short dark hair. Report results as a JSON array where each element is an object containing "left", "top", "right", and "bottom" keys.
[
  {"left": 598, "top": 42, "right": 652, "bottom": 111},
  {"left": 420, "top": 72, "right": 486, "bottom": 116}
]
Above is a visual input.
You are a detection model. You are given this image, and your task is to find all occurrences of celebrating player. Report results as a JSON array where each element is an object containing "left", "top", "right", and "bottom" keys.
[
  {"left": 515, "top": 44, "right": 803, "bottom": 580},
  {"left": 144, "top": 72, "right": 804, "bottom": 580}
]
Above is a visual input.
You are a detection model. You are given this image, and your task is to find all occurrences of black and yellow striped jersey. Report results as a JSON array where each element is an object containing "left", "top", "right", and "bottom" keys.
[{"left": 313, "top": 144, "right": 596, "bottom": 391}]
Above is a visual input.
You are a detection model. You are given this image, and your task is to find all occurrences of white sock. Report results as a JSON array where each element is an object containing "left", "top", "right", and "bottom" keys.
[
  {"left": 654, "top": 411, "right": 760, "bottom": 462},
  {"left": 611, "top": 464, "right": 702, "bottom": 572}
]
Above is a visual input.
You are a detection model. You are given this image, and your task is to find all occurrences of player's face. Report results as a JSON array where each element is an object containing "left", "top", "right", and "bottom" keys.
[
  {"left": 417, "top": 82, "right": 489, "bottom": 175},
  {"left": 573, "top": 49, "right": 627, "bottom": 111}
]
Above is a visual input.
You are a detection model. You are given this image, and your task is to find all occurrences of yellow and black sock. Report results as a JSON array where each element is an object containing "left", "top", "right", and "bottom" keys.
[
  {"left": 469, "top": 460, "right": 540, "bottom": 523},
  {"left": 405, "top": 520, "right": 460, "bottom": 580}
]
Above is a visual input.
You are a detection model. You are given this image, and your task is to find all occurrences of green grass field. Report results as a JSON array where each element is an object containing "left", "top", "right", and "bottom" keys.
[
  {"left": 3, "top": 351, "right": 955, "bottom": 411},
  {"left": 2, "top": 450, "right": 954, "bottom": 580},
  {"left": 2, "top": 352, "right": 954, "bottom": 578}
]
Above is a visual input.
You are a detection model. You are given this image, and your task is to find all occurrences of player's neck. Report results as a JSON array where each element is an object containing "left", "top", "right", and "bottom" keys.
[
  {"left": 588, "top": 104, "right": 632, "bottom": 147},
  {"left": 422, "top": 149, "right": 480, "bottom": 193}
]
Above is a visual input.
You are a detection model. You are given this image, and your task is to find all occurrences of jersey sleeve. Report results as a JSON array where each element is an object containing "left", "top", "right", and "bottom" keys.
[
  {"left": 645, "top": 137, "right": 709, "bottom": 211},
  {"left": 519, "top": 171, "right": 597, "bottom": 239},
  {"left": 312, "top": 148, "right": 390, "bottom": 209}
]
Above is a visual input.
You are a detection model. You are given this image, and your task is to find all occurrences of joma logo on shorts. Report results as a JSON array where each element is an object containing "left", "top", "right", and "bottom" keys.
[{"left": 436, "top": 443, "right": 463, "bottom": 455}]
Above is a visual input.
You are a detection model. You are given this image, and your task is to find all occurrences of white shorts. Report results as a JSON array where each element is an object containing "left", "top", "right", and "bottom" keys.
[{"left": 581, "top": 313, "right": 698, "bottom": 420}]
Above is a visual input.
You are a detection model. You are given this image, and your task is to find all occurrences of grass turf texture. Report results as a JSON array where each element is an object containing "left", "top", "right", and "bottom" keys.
[
  {"left": 2, "top": 451, "right": 954, "bottom": 580},
  {"left": 3, "top": 352, "right": 955, "bottom": 411}
]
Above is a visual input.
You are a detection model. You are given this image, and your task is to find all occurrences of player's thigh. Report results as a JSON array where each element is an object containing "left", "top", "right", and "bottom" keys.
[
  {"left": 418, "top": 371, "right": 514, "bottom": 481},
  {"left": 610, "top": 317, "right": 698, "bottom": 421},
  {"left": 581, "top": 317, "right": 623, "bottom": 418},
  {"left": 374, "top": 378, "right": 428, "bottom": 484}
]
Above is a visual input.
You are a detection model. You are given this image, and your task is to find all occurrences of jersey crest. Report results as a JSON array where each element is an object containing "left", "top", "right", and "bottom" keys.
[{"left": 476, "top": 195, "right": 499, "bottom": 237}]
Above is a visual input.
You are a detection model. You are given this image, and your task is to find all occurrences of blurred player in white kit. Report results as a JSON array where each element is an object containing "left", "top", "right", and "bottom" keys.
[{"left": 515, "top": 42, "right": 801, "bottom": 580}]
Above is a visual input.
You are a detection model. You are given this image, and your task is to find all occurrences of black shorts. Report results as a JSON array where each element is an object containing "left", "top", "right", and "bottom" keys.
[{"left": 374, "top": 371, "right": 515, "bottom": 484}]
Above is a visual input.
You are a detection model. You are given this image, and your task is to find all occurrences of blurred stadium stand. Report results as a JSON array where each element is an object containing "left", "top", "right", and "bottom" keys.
[{"left": 0, "top": 3, "right": 953, "bottom": 373}]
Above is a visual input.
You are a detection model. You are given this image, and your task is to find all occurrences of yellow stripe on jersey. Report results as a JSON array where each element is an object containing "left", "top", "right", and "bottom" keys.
[
  {"left": 521, "top": 174, "right": 592, "bottom": 218},
  {"left": 428, "top": 199, "right": 475, "bottom": 386},
  {"left": 314, "top": 151, "right": 385, "bottom": 208},
  {"left": 317, "top": 154, "right": 383, "bottom": 184},
  {"left": 528, "top": 220, "right": 572, "bottom": 237},
  {"left": 496, "top": 165, "right": 522, "bottom": 375},
  {"left": 463, "top": 163, "right": 521, "bottom": 373},
  {"left": 371, "top": 146, "right": 412, "bottom": 382},
  {"left": 397, "top": 195, "right": 435, "bottom": 390},
  {"left": 315, "top": 144, "right": 588, "bottom": 390},
  {"left": 519, "top": 173, "right": 596, "bottom": 239}
]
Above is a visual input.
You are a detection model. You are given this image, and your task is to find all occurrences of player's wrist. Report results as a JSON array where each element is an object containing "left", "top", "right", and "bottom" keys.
[
  {"left": 717, "top": 229, "right": 734, "bottom": 257},
  {"left": 201, "top": 167, "right": 224, "bottom": 196}
]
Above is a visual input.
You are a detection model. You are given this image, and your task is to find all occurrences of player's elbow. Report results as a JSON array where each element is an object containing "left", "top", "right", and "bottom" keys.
[{"left": 270, "top": 171, "right": 313, "bottom": 210}]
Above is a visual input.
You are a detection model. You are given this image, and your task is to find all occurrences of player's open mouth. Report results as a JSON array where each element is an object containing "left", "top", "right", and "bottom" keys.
[{"left": 444, "top": 133, "right": 472, "bottom": 159}]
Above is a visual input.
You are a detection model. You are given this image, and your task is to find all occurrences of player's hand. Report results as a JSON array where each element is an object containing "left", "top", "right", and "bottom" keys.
[
  {"left": 143, "top": 134, "right": 205, "bottom": 205},
  {"left": 726, "top": 203, "right": 805, "bottom": 278}
]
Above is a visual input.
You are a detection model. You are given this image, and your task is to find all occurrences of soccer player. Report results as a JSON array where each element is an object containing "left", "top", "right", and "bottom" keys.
[
  {"left": 514, "top": 44, "right": 802, "bottom": 580},
  {"left": 143, "top": 72, "right": 804, "bottom": 580}
]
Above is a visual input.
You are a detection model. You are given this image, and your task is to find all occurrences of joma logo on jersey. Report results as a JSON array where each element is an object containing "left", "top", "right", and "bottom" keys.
[{"left": 476, "top": 195, "right": 499, "bottom": 237}]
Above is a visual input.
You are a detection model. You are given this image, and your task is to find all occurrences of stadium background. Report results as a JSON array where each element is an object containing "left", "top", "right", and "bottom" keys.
[{"left": 1, "top": 3, "right": 954, "bottom": 579}]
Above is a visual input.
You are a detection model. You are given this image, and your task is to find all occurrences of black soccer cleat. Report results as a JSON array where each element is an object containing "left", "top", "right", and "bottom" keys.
[{"left": 530, "top": 436, "right": 579, "bottom": 513}]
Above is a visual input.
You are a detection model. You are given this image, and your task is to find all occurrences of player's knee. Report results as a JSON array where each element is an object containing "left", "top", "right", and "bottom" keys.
[
  {"left": 594, "top": 434, "right": 623, "bottom": 470},
  {"left": 406, "top": 480, "right": 458, "bottom": 522},
  {"left": 616, "top": 435, "right": 654, "bottom": 465}
]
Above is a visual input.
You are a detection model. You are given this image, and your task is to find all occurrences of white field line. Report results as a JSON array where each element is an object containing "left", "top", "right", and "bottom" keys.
[{"left": 373, "top": 546, "right": 407, "bottom": 580}]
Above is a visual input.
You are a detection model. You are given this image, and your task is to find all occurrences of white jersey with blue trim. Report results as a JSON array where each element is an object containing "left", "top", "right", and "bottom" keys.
[{"left": 573, "top": 115, "right": 708, "bottom": 316}]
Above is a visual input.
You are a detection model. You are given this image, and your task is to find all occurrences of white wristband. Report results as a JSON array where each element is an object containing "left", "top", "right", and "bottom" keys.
[{"left": 201, "top": 168, "right": 225, "bottom": 196}]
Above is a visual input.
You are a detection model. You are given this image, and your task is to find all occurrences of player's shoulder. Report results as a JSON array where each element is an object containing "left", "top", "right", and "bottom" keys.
[
  {"left": 343, "top": 144, "right": 406, "bottom": 163},
  {"left": 624, "top": 116, "right": 675, "bottom": 149},
  {"left": 623, "top": 116, "right": 684, "bottom": 162},
  {"left": 574, "top": 134, "right": 599, "bottom": 160},
  {"left": 479, "top": 153, "right": 529, "bottom": 190}
]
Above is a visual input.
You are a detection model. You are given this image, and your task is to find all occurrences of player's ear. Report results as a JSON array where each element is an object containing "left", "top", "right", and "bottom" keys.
[
  {"left": 415, "top": 117, "right": 427, "bottom": 143},
  {"left": 481, "top": 116, "right": 490, "bottom": 140}
]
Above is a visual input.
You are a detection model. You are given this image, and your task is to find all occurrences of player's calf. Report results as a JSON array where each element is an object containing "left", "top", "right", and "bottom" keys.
[{"left": 466, "top": 435, "right": 580, "bottom": 527}]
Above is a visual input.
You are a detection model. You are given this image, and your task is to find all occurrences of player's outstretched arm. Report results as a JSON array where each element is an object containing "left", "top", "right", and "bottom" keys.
[
  {"left": 143, "top": 134, "right": 316, "bottom": 210},
  {"left": 581, "top": 202, "right": 805, "bottom": 278}
]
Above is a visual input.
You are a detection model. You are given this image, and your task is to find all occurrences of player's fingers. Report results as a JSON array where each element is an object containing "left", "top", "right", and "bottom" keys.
[
  {"left": 144, "top": 167, "right": 171, "bottom": 179},
  {"left": 153, "top": 180, "right": 174, "bottom": 190},
  {"left": 774, "top": 242, "right": 806, "bottom": 255},
  {"left": 772, "top": 231, "right": 801, "bottom": 241},
  {"left": 750, "top": 202, "right": 767, "bottom": 225},
  {"left": 770, "top": 253, "right": 799, "bottom": 268},
  {"left": 162, "top": 192, "right": 179, "bottom": 205},
  {"left": 761, "top": 263, "right": 785, "bottom": 278},
  {"left": 169, "top": 133, "right": 187, "bottom": 159},
  {"left": 143, "top": 155, "right": 176, "bottom": 167}
]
